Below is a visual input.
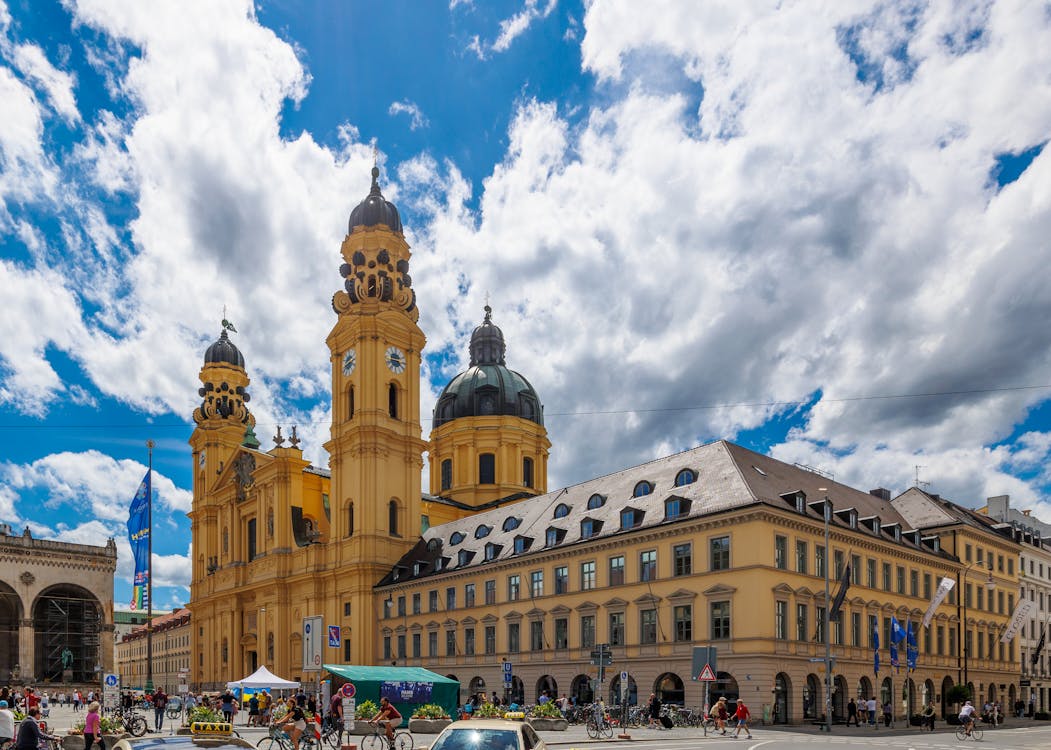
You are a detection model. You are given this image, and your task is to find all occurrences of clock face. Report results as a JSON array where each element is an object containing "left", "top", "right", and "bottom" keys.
[
  {"left": 342, "top": 348, "right": 356, "bottom": 376},
  {"left": 385, "top": 345, "right": 407, "bottom": 374}
]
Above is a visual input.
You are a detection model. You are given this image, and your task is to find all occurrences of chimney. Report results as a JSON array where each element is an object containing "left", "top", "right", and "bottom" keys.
[
  {"left": 869, "top": 488, "right": 891, "bottom": 502},
  {"left": 986, "top": 495, "right": 1010, "bottom": 520}
]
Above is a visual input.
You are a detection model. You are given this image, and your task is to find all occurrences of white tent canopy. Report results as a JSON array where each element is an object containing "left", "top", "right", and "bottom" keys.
[{"left": 226, "top": 665, "right": 300, "bottom": 690}]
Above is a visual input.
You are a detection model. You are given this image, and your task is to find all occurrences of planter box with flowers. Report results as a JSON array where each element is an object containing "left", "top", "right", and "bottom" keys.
[
  {"left": 68, "top": 716, "right": 129, "bottom": 750},
  {"left": 409, "top": 704, "right": 452, "bottom": 734},
  {"left": 526, "top": 702, "right": 567, "bottom": 731}
]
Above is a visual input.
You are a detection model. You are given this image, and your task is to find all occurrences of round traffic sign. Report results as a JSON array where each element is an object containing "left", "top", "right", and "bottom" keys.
[{"left": 340, "top": 682, "right": 356, "bottom": 698}]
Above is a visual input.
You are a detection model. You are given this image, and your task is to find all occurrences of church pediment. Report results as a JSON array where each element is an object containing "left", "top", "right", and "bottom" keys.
[{"left": 213, "top": 447, "right": 273, "bottom": 501}]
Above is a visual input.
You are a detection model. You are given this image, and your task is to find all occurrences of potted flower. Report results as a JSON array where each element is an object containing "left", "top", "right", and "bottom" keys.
[
  {"left": 180, "top": 707, "right": 225, "bottom": 735},
  {"left": 409, "top": 704, "right": 452, "bottom": 734},
  {"left": 526, "top": 701, "right": 567, "bottom": 731},
  {"left": 475, "top": 703, "right": 503, "bottom": 719}
]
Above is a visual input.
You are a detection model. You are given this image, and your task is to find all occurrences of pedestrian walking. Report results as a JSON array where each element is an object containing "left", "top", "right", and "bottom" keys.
[
  {"left": 882, "top": 700, "right": 892, "bottom": 727},
  {"left": 847, "top": 698, "right": 859, "bottom": 727},
  {"left": 153, "top": 687, "right": 168, "bottom": 732},
  {"left": 731, "top": 699, "right": 753, "bottom": 739},
  {"left": 866, "top": 697, "right": 877, "bottom": 728},
  {"left": 921, "top": 701, "right": 936, "bottom": 732},
  {"left": 646, "top": 693, "right": 661, "bottom": 729},
  {"left": 84, "top": 702, "right": 102, "bottom": 750}
]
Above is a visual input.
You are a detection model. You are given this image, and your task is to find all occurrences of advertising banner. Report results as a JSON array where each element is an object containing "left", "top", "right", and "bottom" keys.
[{"left": 381, "top": 681, "right": 433, "bottom": 704}]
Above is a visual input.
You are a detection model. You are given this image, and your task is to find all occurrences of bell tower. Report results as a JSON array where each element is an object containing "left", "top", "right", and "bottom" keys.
[{"left": 324, "top": 167, "right": 426, "bottom": 663}]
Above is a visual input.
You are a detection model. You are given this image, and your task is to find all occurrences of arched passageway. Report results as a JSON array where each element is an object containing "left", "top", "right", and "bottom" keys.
[{"left": 33, "top": 584, "right": 101, "bottom": 683}]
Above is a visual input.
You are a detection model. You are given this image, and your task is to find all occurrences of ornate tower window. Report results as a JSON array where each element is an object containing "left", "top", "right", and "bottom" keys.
[
  {"left": 440, "top": 459, "right": 452, "bottom": 491},
  {"left": 346, "top": 502, "right": 354, "bottom": 538},
  {"left": 523, "top": 457, "right": 534, "bottom": 488},
  {"left": 388, "top": 383, "right": 398, "bottom": 419},
  {"left": 222, "top": 527, "right": 229, "bottom": 555},
  {"left": 348, "top": 385, "right": 355, "bottom": 419},
  {"left": 388, "top": 499, "right": 399, "bottom": 537},
  {"left": 479, "top": 453, "right": 495, "bottom": 484}
]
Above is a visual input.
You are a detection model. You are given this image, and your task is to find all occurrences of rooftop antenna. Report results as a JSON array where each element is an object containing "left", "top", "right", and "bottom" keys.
[{"left": 914, "top": 465, "right": 930, "bottom": 490}]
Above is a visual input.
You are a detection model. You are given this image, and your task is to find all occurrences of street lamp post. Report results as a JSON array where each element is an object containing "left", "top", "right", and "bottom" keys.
[
  {"left": 958, "top": 562, "right": 996, "bottom": 692},
  {"left": 821, "top": 492, "right": 833, "bottom": 733}
]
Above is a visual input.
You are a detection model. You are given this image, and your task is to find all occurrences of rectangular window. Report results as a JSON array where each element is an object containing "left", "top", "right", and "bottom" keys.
[
  {"left": 775, "top": 601, "right": 787, "bottom": 640},
  {"left": 710, "top": 535, "right": 730, "bottom": 571},
  {"left": 428, "top": 631, "right": 437, "bottom": 657},
  {"left": 796, "top": 604, "right": 808, "bottom": 641},
  {"left": 582, "top": 561, "right": 596, "bottom": 590},
  {"left": 640, "top": 609, "right": 657, "bottom": 644},
  {"left": 910, "top": 570, "right": 918, "bottom": 597},
  {"left": 609, "top": 556, "right": 625, "bottom": 586},
  {"left": 440, "top": 459, "right": 452, "bottom": 491},
  {"left": 247, "top": 518, "right": 257, "bottom": 561},
  {"left": 775, "top": 535, "right": 787, "bottom": 569},
  {"left": 710, "top": 601, "right": 730, "bottom": 640},
  {"left": 523, "top": 457, "right": 534, "bottom": 489},
  {"left": 383, "top": 636, "right": 391, "bottom": 661},
  {"left": 674, "top": 605, "right": 692, "bottom": 642},
  {"left": 882, "top": 562, "right": 891, "bottom": 590},
  {"left": 429, "top": 590, "right": 438, "bottom": 612},
  {"left": 936, "top": 625, "right": 944, "bottom": 655},
  {"left": 555, "top": 618, "right": 568, "bottom": 649},
  {"left": 530, "top": 620, "right": 544, "bottom": 651},
  {"left": 479, "top": 453, "right": 495, "bottom": 484},
  {"left": 397, "top": 634, "right": 406, "bottom": 659},
  {"left": 464, "top": 628, "right": 475, "bottom": 656},
  {"left": 581, "top": 615, "right": 595, "bottom": 648},
  {"left": 640, "top": 550, "right": 657, "bottom": 581},
  {"left": 398, "top": 596, "right": 406, "bottom": 616},
  {"left": 412, "top": 633, "right": 421, "bottom": 658},
  {"left": 815, "top": 546, "right": 826, "bottom": 578},
  {"left": 485, "top": 625, "right": 496, "bottom": 655},
  {"left": 508, "top": 575, "right": 520, "bottom": 601},
  {"left": 445, "top": 630, "right": 456, "bottom": 657},
  {"left": 834, "top": 549, "right": 844, "bottom": 578},
  {"left": 851, "top": 612, "right": 861, "bottom": 647},
  {"left": 949, "top": 627, "right": 956, "bottom": 657},
  {"left": 609, "top": 612, "right": 625, "bottom": 646},
  {"left": 508, "top": 623, "right": 520, "bottom": 653},
  {"left": 485, "top": 579, "right": 496, "bottom": 605},
  {"left": 923, "top": 573, "right": 931, "bottom": 600},
  {"left": 555, "top": 566, "right": 569, "bottom": 594},
  {"left": 965, "top": 543, "right": 973, "bottom": 562},
  {"left": 815, "top": 606, "right": 826, "bottom": 643},
  {"left": 446, "top": 587, "right": 456, "bottom": 610},
  {"left": 531, "top": 570, "right": 543, "bottom": 598},
  {"left": 796, "top": 541, "right": 808, "bottom": 574},
  {"left": 412, "top": 593, "right": 421, "bottom": 615},
  {"left": 868, "top": 614, "right": 878, "bottom": 648},
  {"left": 896, "top": 566, "right": 905, "bottom": 594},
  {"left": 923, "top": 624, "right": 931, "bottom": 654},
  {"left": 832, "top": 611, "right": 843, "bottom": 645},
  {"left": 464, "top": 584, "right": 475, "bottom": 608},
  {"left": 674, "top": 543, "right": 692, "bottom": 576},
  {"left": 977, "top": 586, "right": 983, "bottom": 610},
  {"left": 866, "top": 558, "right": 876, "bottom": 588}
]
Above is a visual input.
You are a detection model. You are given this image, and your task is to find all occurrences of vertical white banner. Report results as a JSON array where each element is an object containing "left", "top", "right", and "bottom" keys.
[{"left": 921, "top": 577, "right": 956, "bottom": 629}]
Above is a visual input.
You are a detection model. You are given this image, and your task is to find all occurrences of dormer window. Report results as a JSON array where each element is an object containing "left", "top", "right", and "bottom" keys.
[
  {"left": 475, "top": 525, "right": 492, "bottom": 539},
  {"left": 484, "top": 543, "right": 502, "bottom": 561},
  {"left": 503, "top": 517, "right": 522, "bottom": 532},
  {"left": 450, "top": 531, "right": 466, "bottom": 546},
  {"left": 457, "top": 550, "right": 474, "bottom": 567},
  {"left": 674, "top": 469, "right": 696, "bottom": 487},
  {"left": 849, "top": 510, "right": 857, "bottom": 529},
  {"left": 872, "top": 518, "right": 881, "bottom": 535},
  {"left": 434, "top": 557, "right": 446, "bottom": 571},
  {"left": 620, "top": 508, "right": 644, "bottom": 530},
  {"left": 513, "top": 536, "right": 532, "bottom": 554},
  {"left": 587, "top": 494, "right": 606, "bottom": 510},
  {"left": 545, "top": 527, "right": 566, "bottom": 547},
  {"left": 633, "top": 481, "right": 653, "bottom": 498},
  {"left": 553, "top": 503, "right": 571, "bottom": 519},
  {"left": 664, "top": 496, "right": 691, "bottom": 521},
  {"left": 413, "top": 562, "right": 424, "bottom": 576},
  {"left": 581, "top": 518, "right": 603, "bottom": 539}
]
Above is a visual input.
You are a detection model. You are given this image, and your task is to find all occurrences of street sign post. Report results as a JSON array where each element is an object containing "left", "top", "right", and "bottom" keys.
[
  {"left": 303, "top": 615, "right": 323, "bottom": 672},
  {"left": 692, "top": 647, "right": 718, "bottom": 714},
  {"left": 102, "top": 673, "right": 120, "bottom": 711}
]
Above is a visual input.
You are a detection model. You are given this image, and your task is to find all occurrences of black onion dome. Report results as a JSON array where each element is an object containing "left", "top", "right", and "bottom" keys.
[
  {"left": 348, "top": 166, "right": 403, "bottom": 234},
  {"left": 433, "top": 307, "right": 543, "bottom": 428},
  {"left": 204, "top": 329, "right": 245, "bottom": 368}
]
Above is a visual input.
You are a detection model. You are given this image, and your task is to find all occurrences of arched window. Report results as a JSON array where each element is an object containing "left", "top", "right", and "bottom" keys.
[
  {"left": 587, "top": 494, "right": 606, "bottom": 510},
  {"left": 674, "top": 469, "right": 696, "bottom": 487},
  {"left": 441, "top": 459, "right": 452, "bottom": 491},
  {"left": 388, "top": 383, "right": 398, "bottom": 419},
  {"left": 503, "top": 517, "right": 521, "bottom": 532},
  {"left": 346, "top": 502, "right": 355, "bottom": 538},
  {"left": 633, "top": 481, "right": 653, "bottom": 498},
  {"left": 553, "top": 503, "right": 570, "bottom": 519},
  {"left": 388, "top": 499, "right": 399, "bottom": 537},
  {"left": 475, "top": 525, "right": 492, "bottom": 539},
  {"left": 450, "top": 531, "right": 465, "bottom": 546},
  {"left": 523, "top": 457, "right": 534, "bottom": 488},
  {"left": 479, "top": 453, "right": 495, "bottom": 484}
]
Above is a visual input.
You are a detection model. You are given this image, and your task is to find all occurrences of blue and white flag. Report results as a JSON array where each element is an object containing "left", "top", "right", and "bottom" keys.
[
  {"left": 127, "top": 470, "right": 151, "bottom": 610},
  {"left": 906, "top": 621, "right": 918, "bottom": 672},
  {"left": 873, "top": 620, "right": 880, "bottom": 675},
  {"left": 890, "top": 616, "right": 906, "bottom": 643}
]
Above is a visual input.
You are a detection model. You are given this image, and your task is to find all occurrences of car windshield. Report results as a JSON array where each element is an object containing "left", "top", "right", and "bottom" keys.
[{"left": 431, "top": 729, "right": 519, "bottom": 750}]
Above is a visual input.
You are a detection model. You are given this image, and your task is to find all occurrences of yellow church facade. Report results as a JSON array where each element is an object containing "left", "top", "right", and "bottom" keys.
[{"left": 187, "top": 168, "right": 1022, "bottom": 722}]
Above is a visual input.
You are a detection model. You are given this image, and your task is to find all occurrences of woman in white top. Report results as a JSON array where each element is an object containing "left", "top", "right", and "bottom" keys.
[{"left": 0, "top": 700, "right": 15, "bottom": 746}]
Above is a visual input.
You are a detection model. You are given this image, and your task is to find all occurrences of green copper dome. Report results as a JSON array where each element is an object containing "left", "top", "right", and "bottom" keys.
[{"left": 433, "top": 307, "right": 544, "bottom": 428}]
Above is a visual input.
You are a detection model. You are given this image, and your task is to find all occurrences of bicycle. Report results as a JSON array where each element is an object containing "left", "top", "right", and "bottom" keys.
[
  {"left": 955, "top": 722, "right": 983, "bottom": 741},
  {"left": 361, "top": 724, "right": 412, "bottom": 750},
  {"left": 257, "top": 725, "right": 318, "bottom": 750},
  {"left": 107, "top": 706, "right": 148, "bottom": 737},
  {"left": 584, "top": 706, "right": 614, "bottom": 740},
  {"left": 319, "top": 720, "right": 344, "bottom": 750}
]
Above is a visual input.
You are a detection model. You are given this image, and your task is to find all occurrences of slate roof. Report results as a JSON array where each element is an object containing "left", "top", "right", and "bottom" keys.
[{"left": 378, "top": 440, "right": 948, "bottom": 587}]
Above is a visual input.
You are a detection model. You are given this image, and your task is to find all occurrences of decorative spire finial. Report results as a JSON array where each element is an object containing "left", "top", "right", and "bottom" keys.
[
  {"left": 273, "top": 425, "right": 286, "bottom": 447},
  {"left": 289, "top": 425, "right": 301, "bottom": 449}
]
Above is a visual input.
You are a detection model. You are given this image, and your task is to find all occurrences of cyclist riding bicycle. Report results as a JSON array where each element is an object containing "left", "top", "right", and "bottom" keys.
[
  {"left": 279, "top": 697, "right": 308, "bottom": 750},
  {"left": 958, "top": 700, "right": 976, "bottom": 736},
  {"left": 368, "top": 697, "right": 402, "bottom": 747}
]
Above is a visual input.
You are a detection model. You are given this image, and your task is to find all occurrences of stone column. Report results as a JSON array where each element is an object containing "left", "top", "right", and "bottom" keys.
[{"left": 18, "top": 618, "right": 34, "bottom": 682}]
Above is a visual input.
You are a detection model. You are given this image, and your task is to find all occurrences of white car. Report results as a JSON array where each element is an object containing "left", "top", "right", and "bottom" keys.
[{"left": 426, "top": 720, "right": 546, "bottom": 750}]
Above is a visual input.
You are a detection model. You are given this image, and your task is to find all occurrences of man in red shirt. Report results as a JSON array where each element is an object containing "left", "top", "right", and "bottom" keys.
[
  {"left": 369, "top": 698, "right": 402, "bottom": 746},
  {"left": 731, "top": 699, "right": 753, "bottom": 739},
  {"left": 24, "top": 690, "right": 40, "bottom": 711}
]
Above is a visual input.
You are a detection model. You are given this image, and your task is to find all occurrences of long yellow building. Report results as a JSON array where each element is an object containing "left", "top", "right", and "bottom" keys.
[{"left": 188, "top": 167, "right": 1023, "bottom": 722}]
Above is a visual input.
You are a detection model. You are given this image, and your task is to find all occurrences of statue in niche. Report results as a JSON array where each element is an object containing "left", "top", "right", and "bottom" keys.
[{"left": 61, "top": 647, "right": 74, "bottom": 669}]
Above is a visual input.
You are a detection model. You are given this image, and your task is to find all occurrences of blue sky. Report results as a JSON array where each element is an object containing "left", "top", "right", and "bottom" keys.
[{"left": 2, "top": 1, "right": 1051, "bottom": 612}]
